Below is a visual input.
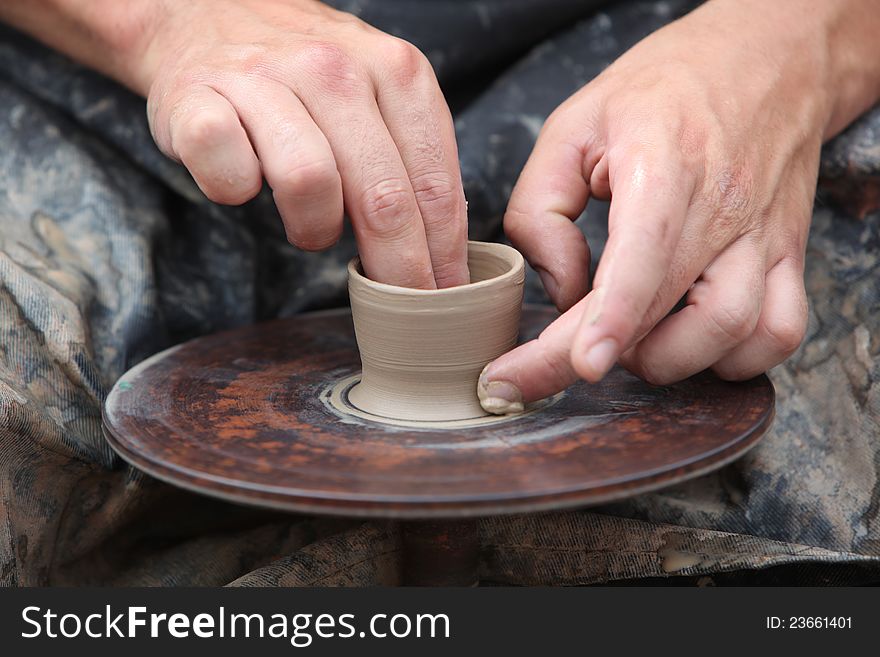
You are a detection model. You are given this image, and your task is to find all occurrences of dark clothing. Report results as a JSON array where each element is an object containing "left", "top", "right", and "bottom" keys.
[{"left": 1, "top": 0, "right": 880, "bottom": 586}]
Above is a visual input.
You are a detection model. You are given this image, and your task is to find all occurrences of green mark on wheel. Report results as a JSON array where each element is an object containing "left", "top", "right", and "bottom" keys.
[{"left": 118, "top": 381, "right": 133, "bottom": 390}]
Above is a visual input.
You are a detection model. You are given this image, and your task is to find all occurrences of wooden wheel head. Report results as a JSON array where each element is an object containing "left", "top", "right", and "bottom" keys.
[{"left": 103, "top": 306, "right": 775, "bottom": 518}]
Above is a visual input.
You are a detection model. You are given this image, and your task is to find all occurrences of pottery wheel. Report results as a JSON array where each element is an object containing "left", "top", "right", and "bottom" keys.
[{"left": 103, "top": 306, "right": 775, "bottom": 519}]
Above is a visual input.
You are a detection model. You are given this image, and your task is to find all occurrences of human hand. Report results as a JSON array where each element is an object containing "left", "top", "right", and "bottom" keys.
[
  {"left": 131, "top": 0, "right": 468, "bottom": 289},
  {"left": 478, "top": 0, "right": 879, "bottom": 412}
]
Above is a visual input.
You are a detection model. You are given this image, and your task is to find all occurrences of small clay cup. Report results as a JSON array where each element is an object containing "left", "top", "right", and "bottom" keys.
[{"left": 347, "top": 241, "right": 525, "bottom": 422}]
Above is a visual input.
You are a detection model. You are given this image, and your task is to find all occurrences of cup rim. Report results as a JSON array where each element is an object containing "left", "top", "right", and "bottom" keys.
[{"left": 347, "top": 240, "right": 524, "bottom": 296}]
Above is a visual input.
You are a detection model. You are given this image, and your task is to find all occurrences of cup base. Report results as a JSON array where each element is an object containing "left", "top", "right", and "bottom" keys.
[{"left": 322, "top": 374, "right": 558, "bottom": 430}]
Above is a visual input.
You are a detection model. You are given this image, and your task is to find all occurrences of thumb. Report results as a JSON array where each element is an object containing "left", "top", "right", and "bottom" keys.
[{"left": 477, "top": 293, "right": 594, "bottom": 413}]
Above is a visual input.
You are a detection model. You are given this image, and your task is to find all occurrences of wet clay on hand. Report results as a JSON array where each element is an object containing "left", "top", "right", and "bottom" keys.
[{"left": 348, "top": 241, "right": 525, "bottom": 422}]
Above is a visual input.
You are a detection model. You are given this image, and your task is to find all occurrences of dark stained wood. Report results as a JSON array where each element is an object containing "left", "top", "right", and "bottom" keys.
[
  {"left": 102, "top": 306, "right": 775, "bottom": 519},
  {"left": 401, "top": 520, "right": 480, "bottom": 586}
]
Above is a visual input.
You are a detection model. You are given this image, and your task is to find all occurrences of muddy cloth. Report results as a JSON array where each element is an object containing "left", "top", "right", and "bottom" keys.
[{"left": 2, "top": 0, "right": 880, "bottom": 587}]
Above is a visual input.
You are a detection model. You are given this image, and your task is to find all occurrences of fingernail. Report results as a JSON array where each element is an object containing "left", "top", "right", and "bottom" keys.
[
  {"left": 477, "top": 365, "right": 524, "bottom": 415},
  {"left": 534, "top": 267, "right": 559, "bottom": 302},
  {"left": 585, "top": 287, "right": 606, "bottom": 325},
  {"left": 583, "top": 338, "right": 618, "bottom": 380}
]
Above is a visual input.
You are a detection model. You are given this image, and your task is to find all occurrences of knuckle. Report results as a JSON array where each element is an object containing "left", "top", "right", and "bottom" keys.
[
  {"left": 714, "top": 165, "right": 755, "bottom": 215},
  {"left": 193, "top": 161, "right": 262, "bottom": 206},
  {"left": 208, "top": 176, "right": 262, "bottom": 206},
  {"left": 543, "top": 94, "right": 595, "bottom": 136},
  {"left": 764, "top": 306, "right": 807, "bottom": 356},
  {"left": 547, "top": 100, "right": 575, "bottom": 122},
  {"left": 776, "top": 225, "right": 808, "bottom": 259},
  {"left": 236, "top": 50, "right": 276, "bottom": 79},
  {"left": 358, "top": 179, "right": 417, "bottom": 239},
  {"left": 298, "top": 41, "right": 350, "bottom": 71},
  {"left": 271, "top": 159, "right": 340, "bottom": 198},
  {"left": 540, "top": 106, "right": 570, "bottom": 136},
  {"left": 705, "top": 294, "right": 759, "bottom": 343},
  {"left": 380, "top": 38, "right": 430, "bottom": 84},
  {"left": 410, "top": 172, "right": 463, "bottom": 218},
  {"left": 297, "top": 42, "right": 362, "bottom": 92},
  {"left": 284, "top": 223, "right": 341, "bottom": 252},
  {"left": 705, "top": 164, "right": 757, "bottom": 237},
  {"left": 173, "top": 108, "right": 237, "bottom": 154}
]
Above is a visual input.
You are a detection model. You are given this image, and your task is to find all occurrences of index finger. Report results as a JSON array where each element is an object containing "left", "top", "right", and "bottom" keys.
[
  {"left": 292, "top": 48, "right": 437, "bottom": 289},
  {"left": 371, "top": 41, "right": 469, "bottom": 288},
  {"left": 570, "top": 150, "right": 694, "bottom": 381}
]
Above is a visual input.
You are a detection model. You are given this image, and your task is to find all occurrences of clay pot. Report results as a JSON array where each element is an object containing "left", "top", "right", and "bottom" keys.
[{"left": 347, "top": 241, "right": 525, "bottom": 422}]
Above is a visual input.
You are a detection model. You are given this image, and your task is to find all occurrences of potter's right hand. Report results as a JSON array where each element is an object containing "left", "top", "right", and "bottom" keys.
[
  {"left": 131, "top": 0, "right": 469, "bottom": 289},
  {"left": 477, "top": 0, "right": 880, "bottom": 411}
]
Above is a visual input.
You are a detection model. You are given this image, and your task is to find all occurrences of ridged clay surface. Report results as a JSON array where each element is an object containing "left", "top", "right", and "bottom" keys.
[{"left": 348, "top": 241, "right": 525, "bottom": 422}]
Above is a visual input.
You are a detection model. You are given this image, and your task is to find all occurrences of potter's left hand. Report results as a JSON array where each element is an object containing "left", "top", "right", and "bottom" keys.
[{"left": 479, "top": 0, "right": 880, "bottom": 410}]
